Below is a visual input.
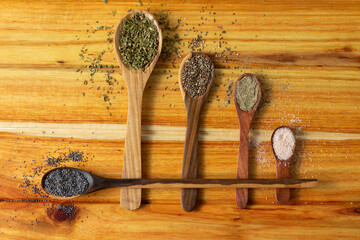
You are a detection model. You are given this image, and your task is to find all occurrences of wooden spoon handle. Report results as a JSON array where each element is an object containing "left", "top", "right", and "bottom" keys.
[
  {"left": 106, "top": 178, "right": 317, "bottom": 189},
  {"left": 236, "top": 120, "right": 251, "bottom": 209},
  {"left": 181, "top": 98, "right": 202, "bottom": 212},
  {"left": 276, "top": 161, "right": 291, "bottom": 204},
  {"left": 121, "top": 79, "right": 144, "bottom": 210}
]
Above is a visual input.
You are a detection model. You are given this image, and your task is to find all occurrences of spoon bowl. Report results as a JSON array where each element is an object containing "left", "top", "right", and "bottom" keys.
[
  {"left": 41, "top": 167, "right": 97, "bottom": 200},
  {"left": 271, "top": 126, "right": 296, "bottom": 204},
  {"left": 178, "top": 52, "right": 215, "bottom": 212},
  {"left": 115, "top": 10, "right": 163, "bottom": 74},
  {"left": 234, "top": 73, "right": 261, "bottom": 209},
  {"left": 114, "top": 10, "right": 162, "bottom": 210}
]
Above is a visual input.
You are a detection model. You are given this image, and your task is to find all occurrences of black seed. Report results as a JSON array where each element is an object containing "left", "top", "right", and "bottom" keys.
[{"left": 44, "top": 168, "right": 89, "bottom": 197}]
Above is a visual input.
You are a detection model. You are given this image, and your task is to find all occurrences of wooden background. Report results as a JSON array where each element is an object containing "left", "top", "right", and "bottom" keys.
[{"left": 1, "top": 0, "right": 360, "bottom": 239}]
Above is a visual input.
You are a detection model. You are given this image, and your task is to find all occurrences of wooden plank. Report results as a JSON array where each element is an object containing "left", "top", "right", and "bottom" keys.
[
  {"left": 0, "top": 0, "right": 360, "bottom": 68},
  {"left": 0, "top": 67, "right": 359, "bottom": 133},
  {"left": 0, "top": 122, "right": 360, "bottom": 142},
  {"left": 0, "top": 0, "right": 359, "bottom": 238},
  {"left": 0, "top": 133, "right": 358, "bottom": 203},
  {"left": 0, "top": 201, "right": 359, "bottom": 240}
]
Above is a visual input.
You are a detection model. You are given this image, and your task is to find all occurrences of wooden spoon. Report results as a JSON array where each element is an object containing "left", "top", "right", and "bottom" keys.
[
  {"left": 271, "top": 126, "right": 296, "bottom": 204},
  {"left": 178, "top": 52, "right": 215, "bottom": 212},
  {"left": 234, "top": 73, "right": 261, "bottom": 209},
  {"left": 114, "top": 10, "right": 163, "bottom": 210},
  {"left": 41, "top": 167, "right": 317, "bottom": 200}
]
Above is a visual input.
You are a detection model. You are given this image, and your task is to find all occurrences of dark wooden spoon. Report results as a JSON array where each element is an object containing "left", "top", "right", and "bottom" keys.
[
  {"left": 41, "top": 167, "right": 317, "bottom": 200},
  {"left": 271, "top": 126, "right": 296, "bottom": 204},
  {"left": 178, "top": 52, "right": 215, "bottom": 212},
  {"left": 234, "top": 73, "right": 261, "bottom": 209}
]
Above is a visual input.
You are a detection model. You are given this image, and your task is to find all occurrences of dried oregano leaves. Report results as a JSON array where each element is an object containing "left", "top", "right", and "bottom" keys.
[{"left": 119, "top": 13, "right": 159, "bottom": 71}]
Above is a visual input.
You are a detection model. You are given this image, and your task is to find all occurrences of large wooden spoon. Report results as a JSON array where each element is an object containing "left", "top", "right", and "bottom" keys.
[
  {"left": 178, "top": 52, "right": 215, "bottom": 212},
  {"left": 41, "top": 167, "right": 317, "bottom": 200},
  {"left": 114, "top": 10, "right": 162, "bottom": 210},
  {"left": 234, "top": 73, "right": 261, "bottom": 209},
  {"left": 271, "top": 126, "right": 296, "bottom": 204}
]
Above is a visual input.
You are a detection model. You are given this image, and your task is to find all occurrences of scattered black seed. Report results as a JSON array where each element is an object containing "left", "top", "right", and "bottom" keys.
[
  {"left": 188, "top": 35, "right": 205, "bottom": 52},
  {"left": 13, "top": 148, "right": 91, "bottom": 227},
  {"left": 222, "top": 81, "right": 233, "bottom": 107},
  {"left": 45, "top": 150, "right": 87, "bottom": 168},
  {"left": 47, "top": 203, "right": 78, "bottom": 221}
]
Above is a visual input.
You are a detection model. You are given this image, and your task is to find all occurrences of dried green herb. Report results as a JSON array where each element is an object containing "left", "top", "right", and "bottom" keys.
[
  {"left": 119, "top": 13, "right": 159, "bottom": 71},
  {"left": 164, "top": 18, "right": 181, "bottom": 31},
  {"left": 153, "top": 11, "right": 182, "bottom": 61},
  {"left": 162, "top": 36, "right": 180, "bottom": 59}
]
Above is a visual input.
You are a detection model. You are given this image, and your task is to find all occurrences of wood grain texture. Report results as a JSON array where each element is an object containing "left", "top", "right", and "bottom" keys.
[
  {"left": 0, "top": 201, "right": 359, "bottom": 240},
  {"left": 0, "top": 0, "right": 360, "bottom": 239},
  {"left": 114, "top": 10, "right": 163, "bottom": 210},
  {"left": 180, "top": 95, "right": 201, "bottom": 212},
  {"left": 234, "top": 74, "right": 261, "bottom": 209},
  {"left": 2, "top": 202, "right": 359, "bottom": 240}
]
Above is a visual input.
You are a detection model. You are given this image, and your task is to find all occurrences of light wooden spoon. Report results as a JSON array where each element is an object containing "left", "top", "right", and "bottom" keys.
[
  {"left": 178, "top": 52, "right": 215, "bottom": 212},
  {"left": 271, "top": 126, "right": 296, "bottom": 204},
  {"left": 234, "top": 73, "right": 261, "bottom": 209},
  {"left": 114, "top": 10, "right": 163, "bottom": 210}
]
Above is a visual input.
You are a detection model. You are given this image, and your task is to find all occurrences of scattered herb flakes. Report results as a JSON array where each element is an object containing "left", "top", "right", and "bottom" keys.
[
  {"left": 76, "top": 5, "right": 243, "bottom": 111},
  {"left": 153, "top": 11, "right": 183, "bottom": 62},
  {"left": 103, "top": 95, "right": 110, "bottom": 102},
  {"left": 162, "top": 36, "right": 181, "bottom": 60},
  {"left": 75, "top": 21, "right": 119, "bottom": 115}
]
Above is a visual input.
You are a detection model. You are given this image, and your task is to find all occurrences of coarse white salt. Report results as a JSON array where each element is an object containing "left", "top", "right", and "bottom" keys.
[{"left": 272, "top": 127, "right": 295, "bottom": 161}]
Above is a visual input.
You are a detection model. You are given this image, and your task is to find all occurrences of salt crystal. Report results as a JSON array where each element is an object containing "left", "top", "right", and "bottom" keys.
[{"left": 272, "top": 127, "right": 296, "bottom": 161}]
